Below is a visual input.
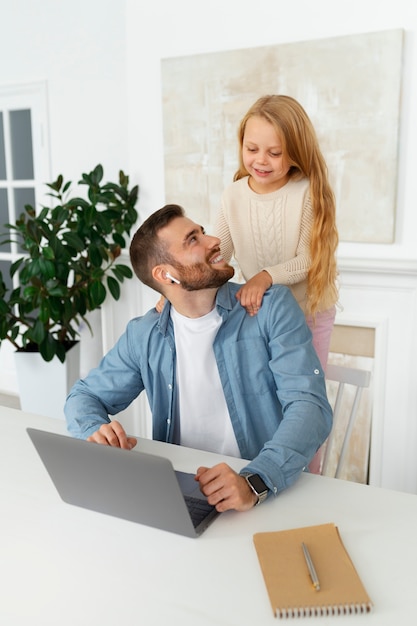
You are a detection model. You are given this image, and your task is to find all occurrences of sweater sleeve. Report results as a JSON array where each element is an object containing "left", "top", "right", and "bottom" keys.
[{"left": 215, "top": 202, "right": 234, "bottom": 263}]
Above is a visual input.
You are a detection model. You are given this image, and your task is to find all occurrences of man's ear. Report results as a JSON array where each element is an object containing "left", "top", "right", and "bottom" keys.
[{"left": 152, "top": 265, "right": 168, "bottom": 286}]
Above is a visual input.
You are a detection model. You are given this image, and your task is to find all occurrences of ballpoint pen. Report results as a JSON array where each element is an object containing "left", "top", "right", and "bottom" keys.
[{"left": 301, "top": 542, "right": 320, "bottom": 591}]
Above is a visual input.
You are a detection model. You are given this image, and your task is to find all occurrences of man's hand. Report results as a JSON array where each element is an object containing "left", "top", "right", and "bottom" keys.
[
  {"left": 235, "top": 270, "right": 272, "bottom": 316},
  {"left": 195, "top": 463, "right": 258, "bottom": 512},
  {"left": 87, "top": 420, "right": 137, "bottom": 450}
]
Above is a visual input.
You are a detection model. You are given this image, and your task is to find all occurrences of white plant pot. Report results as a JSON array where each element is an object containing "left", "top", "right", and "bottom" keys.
[{"left": 14, "top": 342, "right": 81, "bottom": 420}]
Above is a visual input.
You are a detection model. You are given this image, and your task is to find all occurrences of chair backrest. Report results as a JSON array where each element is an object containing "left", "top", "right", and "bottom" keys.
[{"left": 321, "top": 363, "right": 372, "bottom": 479}]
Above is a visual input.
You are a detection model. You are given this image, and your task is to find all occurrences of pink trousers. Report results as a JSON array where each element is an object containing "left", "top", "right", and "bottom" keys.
[{"left": 305, "top": 306, "right": 336, "bottom": 372}]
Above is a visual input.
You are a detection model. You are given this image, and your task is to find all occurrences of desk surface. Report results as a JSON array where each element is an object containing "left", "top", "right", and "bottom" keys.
[{"left": 1, "top": 405, "right": 417, "bottom": 626}]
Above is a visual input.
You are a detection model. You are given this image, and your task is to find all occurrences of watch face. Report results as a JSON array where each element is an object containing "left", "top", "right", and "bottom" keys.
[{"left": 248, "top": 474, "right": 267, "bottom": 494}]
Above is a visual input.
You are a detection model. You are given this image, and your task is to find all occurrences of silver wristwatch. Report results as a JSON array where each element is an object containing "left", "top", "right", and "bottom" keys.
[{"left": 242, "top": 473, "right": 268, "bottom": 506}]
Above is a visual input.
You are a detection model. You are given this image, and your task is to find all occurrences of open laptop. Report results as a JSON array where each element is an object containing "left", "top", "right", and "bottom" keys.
[{"left": 27, "top": 428, "right": 220, "bottom": 538}]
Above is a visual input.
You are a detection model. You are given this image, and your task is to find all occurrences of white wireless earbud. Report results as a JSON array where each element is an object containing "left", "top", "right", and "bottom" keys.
[{"left": 165, "top": 272, "right": 180, "bottom": 285}]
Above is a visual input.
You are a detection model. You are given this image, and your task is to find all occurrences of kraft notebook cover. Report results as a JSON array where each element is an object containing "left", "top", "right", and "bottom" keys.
[{"left": 253, "top": 523, "right": 373, "bottom": 618}]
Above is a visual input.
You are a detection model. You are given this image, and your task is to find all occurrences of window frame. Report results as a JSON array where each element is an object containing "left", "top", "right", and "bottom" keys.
[{"left": 0, "top": 81, "right": 51, "bottom": 276}]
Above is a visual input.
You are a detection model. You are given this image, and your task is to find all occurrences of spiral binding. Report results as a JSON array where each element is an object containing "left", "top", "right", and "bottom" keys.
[{"left": 275, "top": 602, "right": 373, "bottom": 618}]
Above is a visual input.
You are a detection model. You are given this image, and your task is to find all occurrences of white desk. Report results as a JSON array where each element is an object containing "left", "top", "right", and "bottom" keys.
[{"left": 1, "top": 405, "right": 417, "bottom": 625}]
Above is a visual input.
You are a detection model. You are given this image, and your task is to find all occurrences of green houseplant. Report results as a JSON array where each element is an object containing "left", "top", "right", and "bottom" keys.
[{"left": 0, "top": 164, "right": 139, "bottom": 363}]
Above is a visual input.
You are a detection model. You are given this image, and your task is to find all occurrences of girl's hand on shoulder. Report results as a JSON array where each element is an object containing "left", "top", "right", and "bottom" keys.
[
  {"left": 236, "top": 271, "right": 272, "bottom": 316},
  {"left": 155, "top": 295, "right": 166, "bottom": 314}
]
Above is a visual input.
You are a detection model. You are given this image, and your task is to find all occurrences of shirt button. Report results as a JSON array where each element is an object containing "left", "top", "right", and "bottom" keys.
[
  {"left": 168, "top": 384, "right": 172, "bottom": 390},
  {"left": 314, "top": 369, "right": 320, "bottom": 375}
]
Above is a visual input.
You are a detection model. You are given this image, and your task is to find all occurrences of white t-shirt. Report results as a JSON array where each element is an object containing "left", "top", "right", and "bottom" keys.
[{"left": 170, "top": 306, "right": 241, "bottom": 457}]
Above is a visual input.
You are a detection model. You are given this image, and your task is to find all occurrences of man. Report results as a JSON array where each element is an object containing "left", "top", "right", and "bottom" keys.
[{"left": 65, "top": 204, "right": 332, "bottom": 512}]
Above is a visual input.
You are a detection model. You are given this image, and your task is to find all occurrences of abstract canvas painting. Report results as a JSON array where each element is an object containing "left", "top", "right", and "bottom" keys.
[{"left": 161, "top": 29, "right": 403, "bottom": 243}]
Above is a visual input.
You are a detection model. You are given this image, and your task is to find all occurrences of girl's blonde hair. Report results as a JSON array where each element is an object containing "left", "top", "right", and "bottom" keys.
[{"left": 234, "top": 95, "right": 339, "bottom": 316}]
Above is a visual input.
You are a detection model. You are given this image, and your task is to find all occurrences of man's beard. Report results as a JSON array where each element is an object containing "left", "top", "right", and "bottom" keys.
[{"left": 171, "top": 260, "right": 234, "bottom": 291}]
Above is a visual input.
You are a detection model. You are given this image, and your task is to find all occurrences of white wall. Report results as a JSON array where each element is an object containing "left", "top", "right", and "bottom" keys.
[{"left": 1, "top": 0, "right": 417, "bottom": 492}]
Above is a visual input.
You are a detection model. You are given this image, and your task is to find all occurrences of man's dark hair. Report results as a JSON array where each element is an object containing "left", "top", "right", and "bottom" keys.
[{"left": 129, "top": 204, "right": 184, "bottom": 291}]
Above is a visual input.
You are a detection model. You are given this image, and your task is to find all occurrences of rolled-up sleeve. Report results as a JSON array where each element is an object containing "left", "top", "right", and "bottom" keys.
[{"left": 65, "top": 321, "right": 144, "bottom": 439}]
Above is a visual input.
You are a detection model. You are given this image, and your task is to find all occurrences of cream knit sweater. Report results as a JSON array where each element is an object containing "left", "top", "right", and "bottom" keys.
[{"left": 216, "top": 176, "right": 314, "bottom": 313}]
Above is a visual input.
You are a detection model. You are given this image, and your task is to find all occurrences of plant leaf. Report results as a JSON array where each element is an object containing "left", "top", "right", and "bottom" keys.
[
  {"left": 107, "top": 275, "right": 120, "bottom": 300},
  {"left": 29, "top": 319, "right": 46, "bottom": 344},
  {"left": 88, "top": 280, "right": 106, "bottom": 308},
  {"left": 112, "top": 264, "right": 133, "bottom": 280}
]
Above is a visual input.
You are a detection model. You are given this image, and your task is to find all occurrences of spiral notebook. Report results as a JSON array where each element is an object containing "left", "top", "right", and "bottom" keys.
[{"left": 253, "top": 523, "right": 373, "bottom": 618}]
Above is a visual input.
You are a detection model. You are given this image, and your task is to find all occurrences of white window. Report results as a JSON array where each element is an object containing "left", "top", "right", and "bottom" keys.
[{"left": 0, "top": 81, "right": 50, "bottom": 290}]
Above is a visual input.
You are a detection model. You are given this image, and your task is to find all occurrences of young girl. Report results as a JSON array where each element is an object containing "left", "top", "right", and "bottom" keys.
[
  {"left": 217, "top": 94, "right": 339, "bottom": 371},
  {"left": 218, "top": 95, "right": 339, "bottom": 475}
]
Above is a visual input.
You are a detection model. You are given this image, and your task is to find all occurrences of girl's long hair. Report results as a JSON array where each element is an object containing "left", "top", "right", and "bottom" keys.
[{"left": 234, "top": 95, "right": 339, "bottom": 315}]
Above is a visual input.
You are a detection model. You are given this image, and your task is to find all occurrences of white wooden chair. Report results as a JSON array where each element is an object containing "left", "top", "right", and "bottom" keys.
[{"left": 321, "top": 363, "right": 372, "bottom": 478}]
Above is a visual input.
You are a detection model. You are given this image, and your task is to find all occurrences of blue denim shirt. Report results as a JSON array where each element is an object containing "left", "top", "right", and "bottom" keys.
[{"left": 65, "top": 283, "right": 332, "bottom": 496}]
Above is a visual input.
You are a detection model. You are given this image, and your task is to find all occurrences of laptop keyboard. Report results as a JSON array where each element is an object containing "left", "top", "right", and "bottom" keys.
[{"left": 184, "top": 495, "right": 216, "bottom": 528}]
